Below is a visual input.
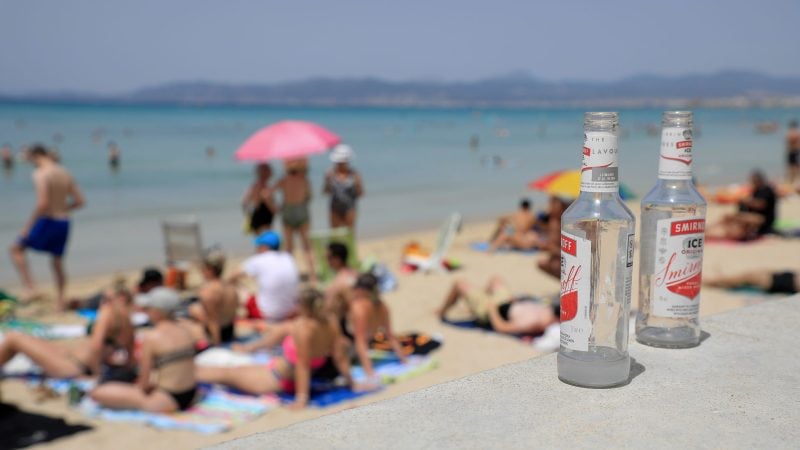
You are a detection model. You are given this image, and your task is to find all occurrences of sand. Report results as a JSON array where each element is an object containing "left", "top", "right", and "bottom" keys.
[{"left": 2, "top": 197, "right": 799, "bottom": 449}]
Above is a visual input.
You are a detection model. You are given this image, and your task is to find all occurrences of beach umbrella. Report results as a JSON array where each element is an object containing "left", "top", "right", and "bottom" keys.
[
  {"left": 234, "top": 120, "right": 340, "bottom": 162},
  {"left": 528, "top": 169, "right": 636, "bottom": 200}
]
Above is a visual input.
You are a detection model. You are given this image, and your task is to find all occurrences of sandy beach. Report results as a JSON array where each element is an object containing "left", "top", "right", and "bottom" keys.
[{"left": 1, "top": 196, "right": 798, "bottom": 449}]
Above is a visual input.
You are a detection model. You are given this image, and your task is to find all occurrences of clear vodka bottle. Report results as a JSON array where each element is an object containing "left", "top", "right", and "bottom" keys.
[
  {"left": 636, "top": 111, "right": 706, "bottom": 348},
  {"left": 558, "top": 112, "right": 636, "bottom": 388}
]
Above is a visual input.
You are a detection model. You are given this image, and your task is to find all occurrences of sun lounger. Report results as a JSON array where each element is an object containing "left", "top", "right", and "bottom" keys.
[
  {"left": 162, "top": 215, "right": 204, "bottom": 267},
  {"left": 403, "top": 213, "right": 462, "bottom": 273}
]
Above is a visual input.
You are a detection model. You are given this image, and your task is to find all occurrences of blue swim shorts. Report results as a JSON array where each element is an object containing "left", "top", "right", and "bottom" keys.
[{"left": 19, "top": 217, "right": 71, "bottom": 256}]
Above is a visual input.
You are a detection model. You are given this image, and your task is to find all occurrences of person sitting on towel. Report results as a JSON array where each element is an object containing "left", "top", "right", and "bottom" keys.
[
  {"left": 188, "top": 248, "right": 239, "bottom": 345},
  {"left": 197, "top": 288, "right": 354, "bottom": 409},
  {"left": 91, "top": 288, "right": 199, "bottom": 412},
  {"left": 0, "top": 282, "right": 136, "bottom": 383}
]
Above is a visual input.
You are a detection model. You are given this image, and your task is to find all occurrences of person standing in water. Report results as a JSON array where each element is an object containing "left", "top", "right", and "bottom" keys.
[
  {"left": 108, "top": 141, "right": 121, "bottom": 172},
  {"left": 786, "top": 119, "right": 800, "bottom": 184},
  {"left": 242, "top": 163, "right": 277, "bottom": 234},
  {"left": 1, "top": 143, "right": 14, "bottom": 172},
  {"left": 323, "top": 144, "right": 364, "bottom": 231},
  {"left": 275, "top": 158, "right": 317, "bottom": 283},
  {"left": 10, "top": 145, "right": 85, "bottom": 308}
]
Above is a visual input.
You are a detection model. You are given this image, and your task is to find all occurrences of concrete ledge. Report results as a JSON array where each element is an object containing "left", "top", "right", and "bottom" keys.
[{"left": 214, "top": 296, "right": 800, "bottom": 449}]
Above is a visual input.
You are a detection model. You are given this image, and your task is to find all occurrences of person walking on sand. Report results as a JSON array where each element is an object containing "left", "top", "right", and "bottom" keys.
[
  {"left": 10, "top": 144, "right": 85, "bottom": 308},
  {"left": 323, "top": 144, "right": 364, "bottom": 231},
  {"left": 242, "top": 163, "right": 277, "bottom": 235},
  {"left": 786, "top": 119, "right": 800, "bottom": 184},
  {"left": 275, "top": 158, "right": 317, "bottom": 283}
]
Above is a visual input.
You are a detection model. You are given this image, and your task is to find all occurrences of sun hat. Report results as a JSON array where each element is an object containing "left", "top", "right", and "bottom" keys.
[
  {"left": 135, "top": 287, "right": 181, "bottom": 313},
  {"left": 330, "top": 144, "right": 354, "bottom": 163},
  {"left": 254, "top": 230, "right": 281, "bottom": 250}
]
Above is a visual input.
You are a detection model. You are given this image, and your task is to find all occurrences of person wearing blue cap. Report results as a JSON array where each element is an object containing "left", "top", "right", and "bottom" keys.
[{"left": 229, "top": 231, "right": 300, "bottom": 321}]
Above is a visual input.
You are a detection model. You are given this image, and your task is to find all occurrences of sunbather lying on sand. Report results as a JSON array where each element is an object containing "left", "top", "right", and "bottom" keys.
[
  {"left": 0, "top": 283, "right": 135, "bottom": 382},
  {"left": 704, "top": 268, "right": 797, "bottom": 295},
  {"left": 197, "top": 288, "right": 355, "bottom": 409},
  {"left": 437, "top": 275, "right": 559, "bottom": 336}
]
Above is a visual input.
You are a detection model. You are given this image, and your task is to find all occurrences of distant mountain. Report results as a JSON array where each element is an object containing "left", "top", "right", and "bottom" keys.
[{"left": 3, "top": 70, "right": 800, "bottom": 107}]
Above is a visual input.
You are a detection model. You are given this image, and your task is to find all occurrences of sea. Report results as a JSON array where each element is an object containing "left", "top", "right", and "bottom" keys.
[{"left": 1, "top": 103, "right": 797, "bottom": 284}]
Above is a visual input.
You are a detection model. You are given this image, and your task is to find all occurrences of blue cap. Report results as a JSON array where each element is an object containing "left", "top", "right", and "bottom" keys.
[{"left": 254, "top": 231, "right": 281, "bottom": 250}]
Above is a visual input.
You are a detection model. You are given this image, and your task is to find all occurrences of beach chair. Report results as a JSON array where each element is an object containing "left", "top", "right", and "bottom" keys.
[
  {"left": 310, "top": 227, "right": 358, "bottom": 283},
  {"left": 162, "top": 215, "right": 204, "bottom": 268},
  {"left": 404, "top": 212, "right": 462, "bottom": 274}
]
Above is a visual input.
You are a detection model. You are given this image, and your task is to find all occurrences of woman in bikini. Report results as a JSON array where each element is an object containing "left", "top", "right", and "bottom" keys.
[
  {"left": 90, "top": 287, "right": 198, "bottom": 412},
  {"left": 343, "top": 274, "right": 406, "bottom": 380},
  {"left": 0, "top": 282, "right": 135, "bottom": 382},
  {"left": 196, "top": 288, "right": 353, "bottom": 409},
  {"left": 323, "top": 144, "right": 364, "bottom": 231},
  {"left": 242, "top": 163, "right": 277, "bottom": 234},
  {"left": 274, "top": 159, "right": 317, "bottom": 283}
]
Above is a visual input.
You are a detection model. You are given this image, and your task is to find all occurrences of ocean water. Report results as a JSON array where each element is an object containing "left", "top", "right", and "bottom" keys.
[{"left": 1, "top": 103, "right": 797, "bottom": 284}]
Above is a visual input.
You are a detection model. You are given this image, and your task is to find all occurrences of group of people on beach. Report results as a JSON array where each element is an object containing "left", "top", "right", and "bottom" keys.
[
  {"left": 241, "top": 144, "right": 364, "bottom": 283},
  {"left": 2, "top": 232, "right": 405, "bottom": 412},
  {"left": 2, "top": 140, "right": 409, "bottom": 413}
]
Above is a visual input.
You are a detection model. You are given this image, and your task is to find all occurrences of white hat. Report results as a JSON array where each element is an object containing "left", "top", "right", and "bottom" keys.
[
  {"left": 330, "top": 144, "right": 354, "bottom": 163},
  {"left": 135, "top": 287, "right": 181, "bottom": 313}
]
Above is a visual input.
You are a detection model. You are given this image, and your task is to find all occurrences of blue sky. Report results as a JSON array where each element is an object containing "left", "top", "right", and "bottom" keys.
[{"left": 1, "top": 0, "right": 798, "bottom": 94}]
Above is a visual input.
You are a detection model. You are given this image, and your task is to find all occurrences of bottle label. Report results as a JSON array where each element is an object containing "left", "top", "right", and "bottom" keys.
[
  {"left": 658, "top": 127, "right": 693, "bottom": 180},
  {"left": 560, "top": 231, "right": 592, "bottom": 351},
  {"left": 581, "top": 131, "right": 619, "bottom": 193},
  {"left": 652, "top": 217, "right": 705, "bottom": 318}
]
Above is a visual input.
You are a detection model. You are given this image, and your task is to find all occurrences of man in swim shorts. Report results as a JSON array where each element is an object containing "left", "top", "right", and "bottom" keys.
[{"left": 10, "top": 145, "right": 85, "bottom": 309}]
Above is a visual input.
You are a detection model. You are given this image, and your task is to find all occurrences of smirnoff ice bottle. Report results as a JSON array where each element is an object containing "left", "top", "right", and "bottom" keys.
[
  {"left": 558, "top": 112, "right": 636, "bottom": 388},
  {"left": 636, "top": 111, "right": 706, "bottom": 348}
]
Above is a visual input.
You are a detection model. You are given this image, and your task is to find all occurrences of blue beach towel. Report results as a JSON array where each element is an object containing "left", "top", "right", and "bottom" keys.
[{"left": 470, "top": 241, "right": 538, "bottom": 254}]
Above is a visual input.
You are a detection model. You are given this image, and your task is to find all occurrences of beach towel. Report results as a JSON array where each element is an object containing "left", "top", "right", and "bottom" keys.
[
  {"left": 0, "top": 319, "right": 86, "bottom": 340},
  {"left": 0, "top": 403, "right": 93, "bottom": 449},
  {"left": 277, "top": 355, "right": 438, "bottom": 407},
  {"left": 442, "top": 316, "right": 559, "bottom": 351},
  {"left": 370, "top": 332, "right": 442, "bottom": 356},
  {"left": 469, "top": 241, "right": 538, "bottom": 254},
  {"left": 78, "top": 386, "right": 278, "bottom": 434},
  {"left": 774, "top": 218, "right": 800, "bottom": 237}
]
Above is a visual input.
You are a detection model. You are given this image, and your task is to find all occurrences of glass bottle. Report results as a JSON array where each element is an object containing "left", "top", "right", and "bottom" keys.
[
  {"left": 558, "top": 112, "right": 635, "bottom": 388},
  {"left": 636, "top": 111, "right": 706, "bottom": 348}
]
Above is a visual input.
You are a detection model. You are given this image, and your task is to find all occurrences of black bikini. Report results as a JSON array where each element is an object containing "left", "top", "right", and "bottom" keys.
[
  {"left": 168, "top": 386, "right": 198, "bottom": 411},
  {"left": 153, "top": 347, "right": 198, "bottom": 410}
]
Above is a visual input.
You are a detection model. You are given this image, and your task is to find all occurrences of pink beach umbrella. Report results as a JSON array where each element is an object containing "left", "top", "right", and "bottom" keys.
[{"left": 234, "top": 120, "right": 341, "bottom": 162}]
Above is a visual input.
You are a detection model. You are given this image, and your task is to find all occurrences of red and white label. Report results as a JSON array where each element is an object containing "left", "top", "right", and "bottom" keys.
[
  {"left": 658, "top": 127, "right": 693, "bottom": 180},
  {"left": 581, "top": 131, "right": 619, "bottom": 193},
  {"left": 652, "top": 217, "right": 705, "bottom": 318},
  {"left": 560, "top": 231, "right": 591, "bottom": 351}
]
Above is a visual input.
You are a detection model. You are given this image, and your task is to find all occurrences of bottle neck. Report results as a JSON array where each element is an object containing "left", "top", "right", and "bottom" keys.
[
  {"left": 580, "top": 130, "right": 619, "bottom": 194},
  {"left": 658, "top": 126, "right": 693, "bottom": 180}
]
